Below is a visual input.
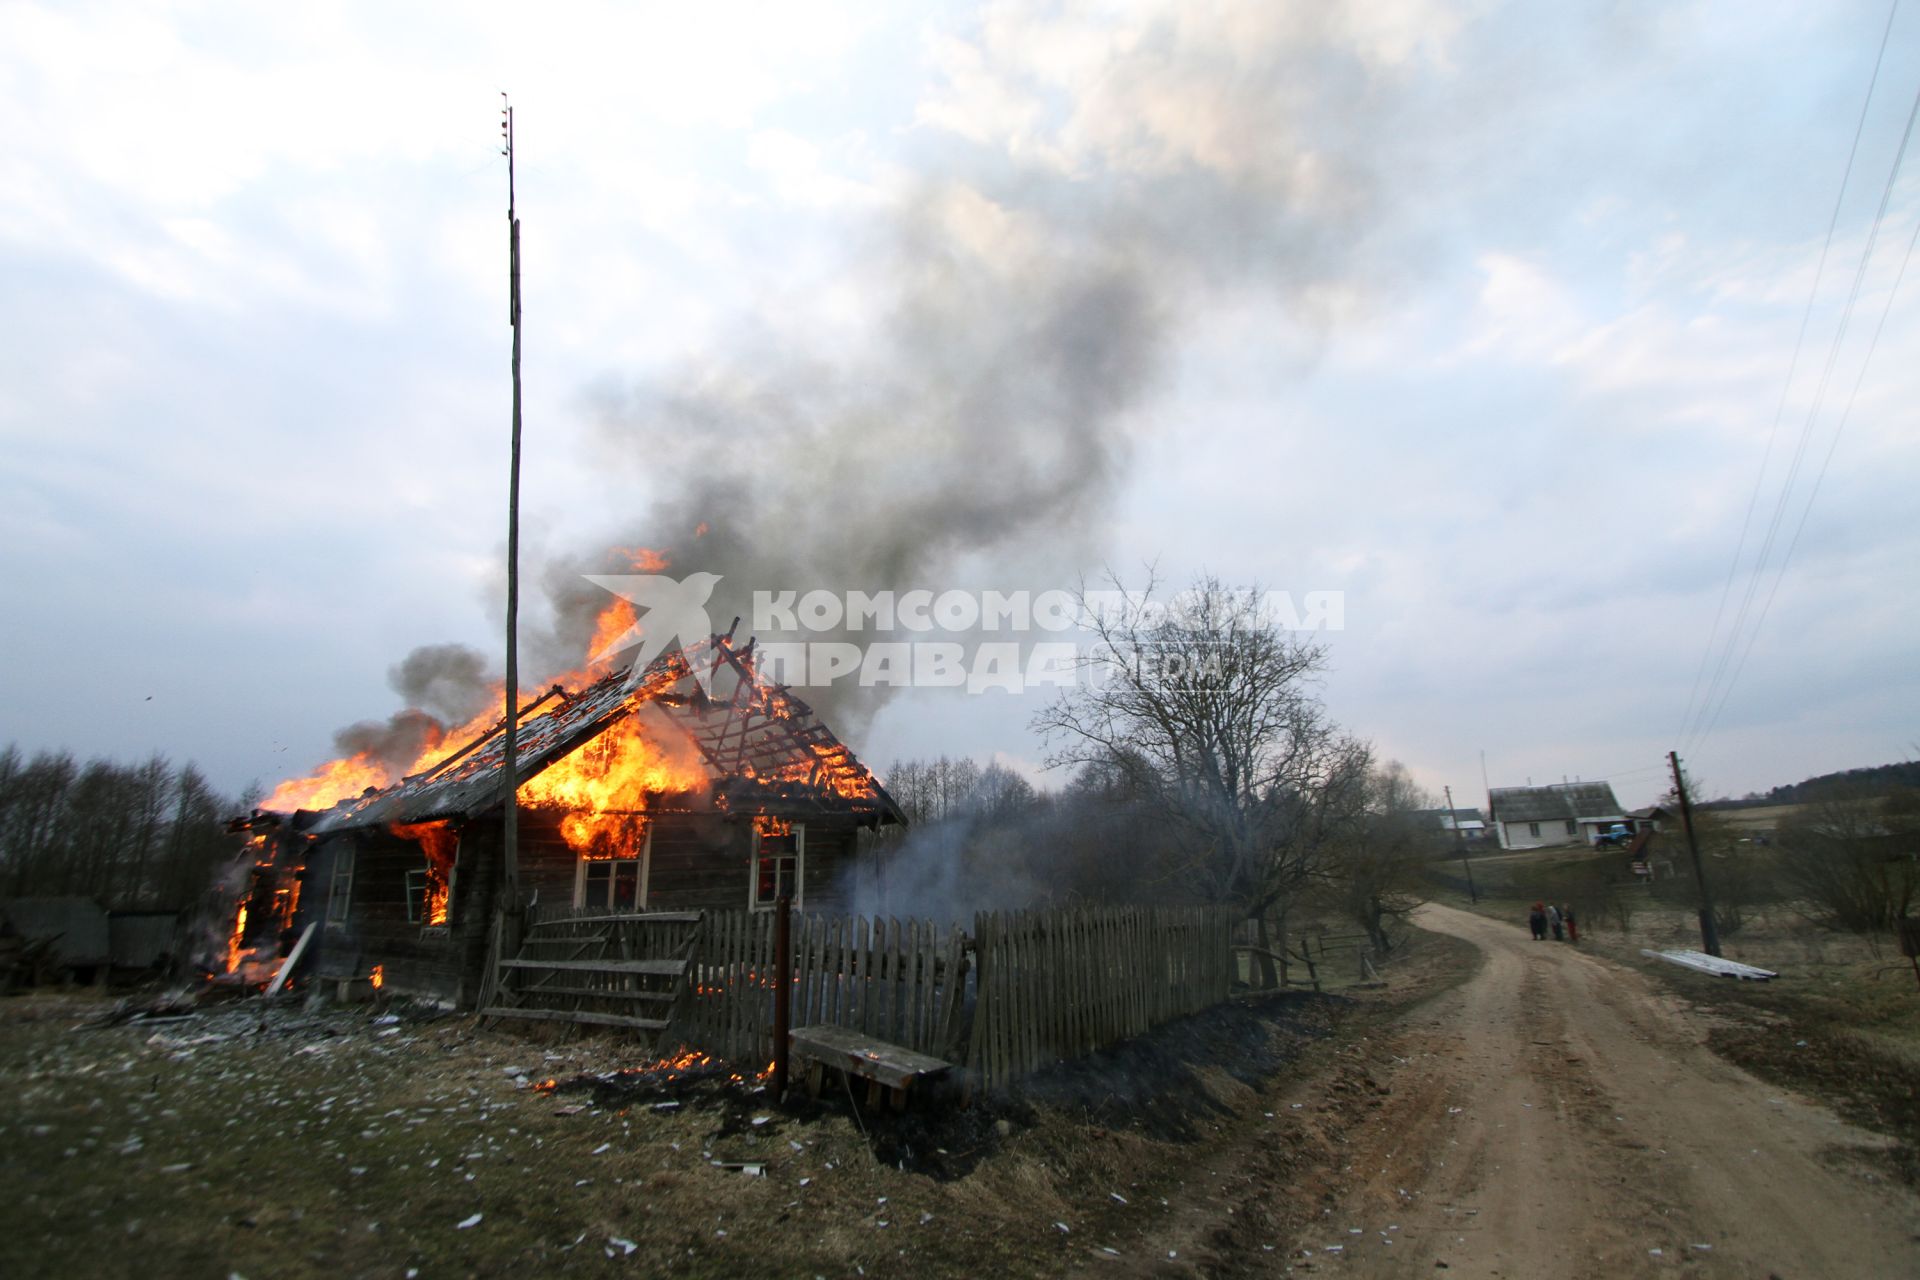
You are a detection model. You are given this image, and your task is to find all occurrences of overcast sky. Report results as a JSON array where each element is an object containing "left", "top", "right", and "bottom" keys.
[{"left": 3, "top": 0, "right": 1917, "bottom": 812}]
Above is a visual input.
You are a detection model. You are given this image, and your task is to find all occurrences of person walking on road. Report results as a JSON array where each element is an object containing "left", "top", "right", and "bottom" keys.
[
  {"left": 1563, "top": 904, "right": 1579, "bottom": 944},
  {"left": 1547, "top": 902, "right": 1564, "bottom": 941},
  {"left": 1529, "top": 901, "right": 1547, "bottom": 940}
]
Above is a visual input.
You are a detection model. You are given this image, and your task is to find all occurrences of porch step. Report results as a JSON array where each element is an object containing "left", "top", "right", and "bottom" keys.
[
  {"left": 497, "top": 984, "right": 676, "bottom": 1003},
  {"left": 498, "top": 958, "right": 687, "bottom": 977},
  {"left": 480, "top": 1006, "right": 669, "bottom": 1031},
  {"left": 540, "top": 911, "right": 703, "bottom": 925}
]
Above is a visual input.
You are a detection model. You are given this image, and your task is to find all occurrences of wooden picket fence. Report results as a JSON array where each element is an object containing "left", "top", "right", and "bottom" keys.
[
  {"left": 487, "top": 903, "right": 1237, "bottom": 1092},
  {"left": 965, "top": 905, "right": 1236, "bottom": 1092},
  {"left": 675, "top": 910, "right": 970, "bottom": 1066}
]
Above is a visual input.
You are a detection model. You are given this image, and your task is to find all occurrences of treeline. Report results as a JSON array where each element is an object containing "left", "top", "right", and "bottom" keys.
[
  {"left": 873, "top": 753, "right": 1443, "bottom": 956},
  {"left": 871, "top": 755, "right": 1172, "bottom": 918},
  {"left": 1708, "top": 760, "right": 1920, "bottom": 808},
  {"left": 0, "top": 744, "right": 245, "bottom": 910}
]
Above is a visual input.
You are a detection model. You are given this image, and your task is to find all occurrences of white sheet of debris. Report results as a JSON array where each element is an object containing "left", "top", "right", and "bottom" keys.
[{"left": 1641, "top": 949, "right": 1778, "bottom": 981}]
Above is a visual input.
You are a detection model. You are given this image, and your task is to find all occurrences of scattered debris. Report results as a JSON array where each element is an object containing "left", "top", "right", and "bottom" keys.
[{"left": 1640, "top": 949, "right": 1778, "bottom": 981}]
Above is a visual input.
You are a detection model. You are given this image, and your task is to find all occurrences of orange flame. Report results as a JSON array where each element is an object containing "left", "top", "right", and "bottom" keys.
[
  {"left": 369, "top": 964, "right": 384, "bottom": 990},
  {"left": 391, "top": 821, "right": 458, "bottom": 926},
  {"left": 614, "top": 545, "right": 671, "bottom": 572},
  {"left": 221, "top": 831, "right": 307, "bottom": 979},
  {"left": 259, "top": 547, "right": 684, "bottom": 816},
  {"left": 226, "top": 902, "right": 249, "bottom": 973},
  {"left": 518, "top": 710, "right": 707, "bottom": 859},
  {"left": 588, "top": 597, "right": 638, "bottom": 662}
]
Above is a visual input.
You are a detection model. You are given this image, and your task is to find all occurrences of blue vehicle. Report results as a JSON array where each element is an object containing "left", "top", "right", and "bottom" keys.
[{"left": 1594, "top": 823, "right": 1634, "bottom": 848}]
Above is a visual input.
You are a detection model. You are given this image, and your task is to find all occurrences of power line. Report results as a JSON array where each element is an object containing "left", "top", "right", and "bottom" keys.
[
  {"left": 1688, "top": 70, "right": 1920, "bottom": 750},
  {"left": 1686, "top": 53, "right": 1920, "bottom": 755},
  {"left": 1676, "top": 0, "right": 1906, "bottom": 745},
  {"left": 1692, "top": 205, "right": 1920, "bottom": 747}
]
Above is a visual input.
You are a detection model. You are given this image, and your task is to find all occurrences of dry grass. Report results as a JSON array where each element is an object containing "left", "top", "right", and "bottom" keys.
[{"left": 0, "top": 970, "right": 1395, "bottom": 1279}]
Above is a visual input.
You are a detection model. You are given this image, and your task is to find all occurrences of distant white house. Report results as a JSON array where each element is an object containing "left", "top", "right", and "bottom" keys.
[
  {"left": 1486, "top": 782, "right": 1627, "bottom": 850},
  {"left": 1412, "top": 807, "right": 1490, "bottom": 841}
]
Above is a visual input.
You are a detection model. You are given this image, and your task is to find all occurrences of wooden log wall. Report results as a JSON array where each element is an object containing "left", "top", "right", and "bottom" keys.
[{"left": 964, "top": 905, "right": 1236, "bottom": 1093}]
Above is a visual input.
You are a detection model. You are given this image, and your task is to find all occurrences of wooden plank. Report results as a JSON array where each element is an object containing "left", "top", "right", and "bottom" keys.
[
  {"left": 265, "top": 923, "right": 316, "bottom": 999},
  {"left": 854, "top": 915, "right": 870, "bottom": 1037},
  {"left": 552, "top": 911, "right": 703, "bottom": 925},
  {"left": 488, "top": 984, "right": 676, "bottom": 1003},
  {"left": 887, "top": 916, "right": 903, "bottom": 1044},
  {"left": 788, "top": 1023, "right": 951, "bottom": 1091},
  {"left": 988, "top": 912, "right": 1006, "bottom": 1090},
  {"left": 909, "top": 920, "right": 928, "bottom": 1054},
  {"left": 497, "top": 958, "right": 687, "bottom": 976},
  {"left": 965, "top": 913, "right": 989, "bottom": 1087},
  {"left": 728, "top": 911, "right": 746, "bottom": 1061},
  {"left": 480, "top": 1006, "right": 668, "bottom": 1031},
  {"left": 756, "top": 910, "right": 775, "bottom": 1063}
]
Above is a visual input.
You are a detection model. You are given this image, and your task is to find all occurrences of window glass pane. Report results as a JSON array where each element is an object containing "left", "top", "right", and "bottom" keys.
[
  {"left": 404, "top": 868, "right": 426, "bottom": 923},
  {"left": 328, "top": 852, "right": 353, "bottom": 923}
]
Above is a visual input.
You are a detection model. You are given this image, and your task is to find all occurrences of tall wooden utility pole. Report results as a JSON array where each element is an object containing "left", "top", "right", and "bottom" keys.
[
  {"left": 1668, "top": 750, "right": 1719, "bottom": 956},
  {"left": 1445, "top": 784, "right": 1477, "bottom": 903},
  {"left": 501, "top": 96, "right": 523, "bottom": 905}
]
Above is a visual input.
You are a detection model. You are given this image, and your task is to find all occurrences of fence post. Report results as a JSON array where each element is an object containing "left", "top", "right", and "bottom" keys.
[{"left": 772, "top": 894, "right": 792, "bottom": 1101}]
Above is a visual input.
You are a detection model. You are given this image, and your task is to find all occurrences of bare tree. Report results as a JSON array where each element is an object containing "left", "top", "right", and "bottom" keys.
[
  {"left": 1032, "top": 573, "right": 1364, "bottom": 938},
  {"left": 1777, "top": 784, "right": 1920, "bottom": 933},
  {"left": 1318, "top": 759, "right": 1435, "bottom": 953}
]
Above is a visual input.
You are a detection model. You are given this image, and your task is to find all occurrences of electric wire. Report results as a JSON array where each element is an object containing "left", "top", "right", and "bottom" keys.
[
  {"left": 1691, "top": 206, "right": 1920, "bottom": 747},
  {"left": 1675, "top": 0, "right": 1905, "bottom": 745}
]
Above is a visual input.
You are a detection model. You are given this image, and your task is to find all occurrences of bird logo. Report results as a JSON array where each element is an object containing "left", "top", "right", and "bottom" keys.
[{"left": 584, "top": 570, "right": 723, "bottom": 692}]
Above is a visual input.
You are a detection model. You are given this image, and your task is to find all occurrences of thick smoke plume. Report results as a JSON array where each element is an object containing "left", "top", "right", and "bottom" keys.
[
  {"left": 388, "top": 643, "right": 497, "bottom": 726},
  {"left": 512, "top": 6, "right": 1424, "bottom": 728},
  {"left": 383, "top": 5, "right": 1431, "bottom": 739}
]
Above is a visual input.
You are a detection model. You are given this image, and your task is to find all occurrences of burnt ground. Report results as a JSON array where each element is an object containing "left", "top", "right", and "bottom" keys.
[
  {"left": 12, "top": 917, "right": 1912, "bottom": 1278},
  {"left": 0, "top": 963, "right": 1401, "bottom": 1280}
]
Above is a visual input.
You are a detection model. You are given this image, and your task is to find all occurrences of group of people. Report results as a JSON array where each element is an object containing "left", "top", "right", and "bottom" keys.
[{"left": 1528, "top": 900, "right": 1578, "bottom": 943}]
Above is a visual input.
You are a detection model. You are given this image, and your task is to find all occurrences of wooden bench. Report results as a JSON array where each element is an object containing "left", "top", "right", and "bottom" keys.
[{"left": 788, "top": 1024, "right": 952, "bottom": 1111}]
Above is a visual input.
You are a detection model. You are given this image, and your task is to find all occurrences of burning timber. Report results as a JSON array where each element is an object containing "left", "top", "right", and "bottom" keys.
[{"left": 217, "top": 630, "right": 904, "bottom": 1007}]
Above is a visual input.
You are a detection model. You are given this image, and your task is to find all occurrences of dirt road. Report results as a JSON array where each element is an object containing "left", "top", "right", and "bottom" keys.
[{"left": 1302, "top": 903, "right": 1920, "bottom": 1278}]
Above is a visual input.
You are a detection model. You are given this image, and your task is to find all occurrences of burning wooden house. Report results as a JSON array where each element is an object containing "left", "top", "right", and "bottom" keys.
[{"left": 222, "top": 630, "right": 904, "bottom": 1007}]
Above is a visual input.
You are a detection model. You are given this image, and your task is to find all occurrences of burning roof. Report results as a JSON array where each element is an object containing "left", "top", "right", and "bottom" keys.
[{"left": 262, "top": 632, "right": 903, "bottom": 834}]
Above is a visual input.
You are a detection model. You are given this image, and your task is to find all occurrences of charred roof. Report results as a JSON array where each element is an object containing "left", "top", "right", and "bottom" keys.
[{"left": 245, "top": 633, "right": 904, "bottom": 835}]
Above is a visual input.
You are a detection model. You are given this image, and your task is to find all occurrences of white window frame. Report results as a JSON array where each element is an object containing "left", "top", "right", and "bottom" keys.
[
  {"left": 1527, "top": 821, "right": 1541, "bottom": 838},
  {"left": 573, "top": 825, "right": 653, "bottom": 911},
  {"left": 749, "top": 822, "right": 805, "bottom": 911},
  {"left": 326, "top": 846, "right": 354, "bottom": 926}
]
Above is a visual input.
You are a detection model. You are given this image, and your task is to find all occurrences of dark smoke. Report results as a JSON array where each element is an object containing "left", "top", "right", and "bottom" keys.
[
  {"left": 332, "top": 709, "right": 446, "bottom": 777},
  {"left": 388, "top": 643, "right": 496, "bottom": 725},
  {"left": 395, "top": 8, "right": 1427, "bottom": 728}
]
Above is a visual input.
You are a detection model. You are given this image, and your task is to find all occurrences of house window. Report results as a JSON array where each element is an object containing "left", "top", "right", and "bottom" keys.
[
  {"left": 326, "top": 848, "right": 353, "bottom": 925},
  {"left": 750, "top": 818, "right": 805, "bottom": 910},
  {"left": 576, "top": 825, "right": 652, "bottom": 911},
  {"left": 1528, "top": 822, "right": 1541, "bottom": 838},
  {"left": 1565, "top": 819, "right": 1578, "bottom": 836},
  {"left": 405, "top": 863, "right": 455, "bottom": 927},
  {"left": 393, "top": 822, "right": 458, "bottom": 928}
]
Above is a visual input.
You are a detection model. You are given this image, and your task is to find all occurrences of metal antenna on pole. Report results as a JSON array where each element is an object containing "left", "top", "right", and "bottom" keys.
[{"left": 501, "top": 95, "right": 523, "bottom": 906}]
